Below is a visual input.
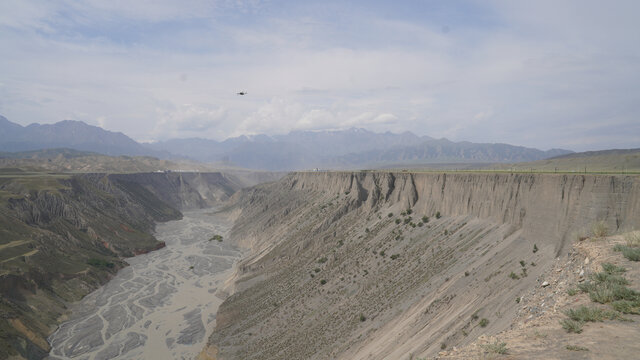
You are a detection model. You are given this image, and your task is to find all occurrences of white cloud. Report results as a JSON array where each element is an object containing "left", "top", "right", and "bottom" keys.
[{"left": 0, "top": 1, "right": 639, "bottom": 150}]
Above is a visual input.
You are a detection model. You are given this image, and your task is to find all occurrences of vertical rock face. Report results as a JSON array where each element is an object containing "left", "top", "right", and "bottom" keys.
[
  {"left": 208, "top": 172, "right": 640, "bottom": 360},
  {"left": 251, "top": 172, "right": 639, "bottom": 253},
  {"left": 0, "top": 172, "right": 243, "bottom": 360}
]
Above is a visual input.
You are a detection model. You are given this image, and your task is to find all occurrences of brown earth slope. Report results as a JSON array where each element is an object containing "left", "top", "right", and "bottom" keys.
[
  {"left": 441, "top": 231, "right": 640, "bottom": 359},
  {"left": 203, "top": 172, "right": 640, "bottom": 359}
]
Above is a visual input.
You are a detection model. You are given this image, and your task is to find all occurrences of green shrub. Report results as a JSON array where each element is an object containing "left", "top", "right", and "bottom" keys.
[
  {"left": 314, "top": 268, "right": 321, "bottom": 273},
  {"left": 592, "top": 220, "right": 608, "bottom": 237},
  {"left": 390, "top": 254, "right": 400, "bottom": 260},
  {"left": 611, "top": 300, "right": 640, "bottom": 314},
  {"left": 533, "top": 244, "right": 538, "bottom": 253},
  {"left": 509, "top": 272, "right": 520, "bottom": 280},
  {"left": 602, "top": 263, "right": 626, "bottom": 275},
  {"left": 406, "top": 209, "right": 413, "bottom": 215},
  {"left": 611, "top": 284, "right": 640, "bottom": 301},
  {"left": 567, "top": 288, "right": 579, "bottom": 296},
  {"left": 565, "top": 306, "right": 617, "bottom": 322},
  {"left": 622, "top": 246, "right": 640, "bottom": 261},
  {"left": 209, "top": 234, "right": 223, "bottom": 242},
  {"left": 613, "top": 243, "right": 626, "bottom": 252},
  {"left": 320, "top": 279, "right": 327, "bottom": 285},
  {"left": 359, "top": 313, "right": 366, "bottom": 322},
  {"left": 580, "top": 264, "right": 640, "bottom": 304},
  {"left": 440, "top": 343, "right": 446, "bottom": 350},
  {"left": 624, "top": 231, "right": 640, "bottom": 247},
  {"left": 422, "top": 215, "right": 429, "bottom": 223},
  {"left": 566, "top": 345, "right": 589, "bottom": 351},
  {"left": 479, "top": 318, "right": 489, "bottom": 327},
  {"left": 589, "top": 285, "right": 615, "bottom": 303},
  {"left": 519, "top": 260, "right": 526, "bottom": 267},
  {"left": 435, "top": 211, "right": 441, "bottom": 219},
  {"left": 482, "top": 342, "right": 508, "bottom": 354},
  {"left": 395, "top": 218, "right": 401, "bottom": 224},
  {"left": 577, "top": 281, "right": 596, "bottom": 294},
  {"left": 388, "top": 212, "right": 394, "bottom": 218},
  {"left": 87, "top": 258, "right": 115, "bottom": 268},
  {"left": 591, "top": 272, "right": 629, "bottom": 286},
  {"left": 318, "top": 257, "right": 328, "bottom": 263},
  {"left": 404, "top": 217, "right": 412, "bottom": 224},
  {"left": 560, "top": 319, "right": 583, "bottom": 333}
]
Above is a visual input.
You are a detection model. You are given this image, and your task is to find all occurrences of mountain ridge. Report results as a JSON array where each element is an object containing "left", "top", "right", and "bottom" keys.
[{"left": 0, "top": 115, "right": 573, "bottom": 171}]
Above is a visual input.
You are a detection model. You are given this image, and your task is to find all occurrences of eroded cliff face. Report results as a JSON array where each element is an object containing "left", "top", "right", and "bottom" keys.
[
  {"left": 207, "top": 172, "right": 640, "bottom": 360},
  {"left": 108, "top": 172, "right": 244, "bottom": 210},
  {"left": 0, "top": 172, "right": 242, "bottom": 360}
]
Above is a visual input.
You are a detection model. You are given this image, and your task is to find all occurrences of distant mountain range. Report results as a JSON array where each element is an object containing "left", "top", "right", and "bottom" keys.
[
  {"left": 0, "top": 115, "right": 573, "bottom": 170},
  {"left": 0, "top": 115, "right": 166, "bottom": 157}
]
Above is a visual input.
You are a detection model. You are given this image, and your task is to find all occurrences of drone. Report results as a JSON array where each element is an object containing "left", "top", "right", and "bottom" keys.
[{"left": 237, "top": 91, "right": 247, "bottom": 95}]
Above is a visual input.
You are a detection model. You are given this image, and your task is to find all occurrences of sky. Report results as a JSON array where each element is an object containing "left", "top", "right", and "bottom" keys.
[{"left": 0, "top": 0, "right": 638, "bottom": 151}]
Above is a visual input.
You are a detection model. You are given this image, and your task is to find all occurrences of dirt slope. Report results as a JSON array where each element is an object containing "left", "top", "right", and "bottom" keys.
[
  {"left": 441, "top": 232, "right": 640, "bottom": 359},
  {"left": 203, "top": 172, "right": 640, "bottom": 359}
]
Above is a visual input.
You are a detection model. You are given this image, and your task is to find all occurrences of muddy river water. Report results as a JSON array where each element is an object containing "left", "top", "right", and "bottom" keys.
[{"left": 48, "top": 209, "right": 242, "bottom": 359}]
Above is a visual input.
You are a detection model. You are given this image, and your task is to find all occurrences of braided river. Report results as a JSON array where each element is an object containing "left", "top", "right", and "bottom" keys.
[{"left": 47, "top": 209, "right": 242, "bottom": 359}]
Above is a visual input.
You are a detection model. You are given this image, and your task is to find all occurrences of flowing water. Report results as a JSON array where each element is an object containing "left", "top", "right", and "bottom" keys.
[{"left": 47, "top": 209, "right": 242, "bottom": 360}]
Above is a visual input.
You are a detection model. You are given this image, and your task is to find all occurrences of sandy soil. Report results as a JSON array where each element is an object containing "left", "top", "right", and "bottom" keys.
[
  {"left": 47, "top": 209, "right": 242, "bottom": 360},
  {"left": 439, "top": 234, "right": 640, "bottom": 360}
]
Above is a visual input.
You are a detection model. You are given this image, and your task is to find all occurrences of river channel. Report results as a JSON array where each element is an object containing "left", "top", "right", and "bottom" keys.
[{"left": 48, "top": 208, "right": 242, "bottom": 359}]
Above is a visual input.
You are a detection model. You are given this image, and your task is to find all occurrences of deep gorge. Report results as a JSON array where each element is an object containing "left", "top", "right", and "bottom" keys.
[
  {"left": 203, "top": 172, "right": 640, "bottom": 359},
  {"left": 1, "top": 171, "right": 638, "bottom": 359}
]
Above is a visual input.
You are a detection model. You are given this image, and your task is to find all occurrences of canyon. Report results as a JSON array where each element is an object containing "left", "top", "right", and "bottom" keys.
[
  {"left": 0, "top": 171, "right": 247, "bottom": 359},
  {"left": 203, "top": 171, "right": 640, "bottom": 359},
  {"left": 1, "top": 170, "right": 639, "bottom": 359}
]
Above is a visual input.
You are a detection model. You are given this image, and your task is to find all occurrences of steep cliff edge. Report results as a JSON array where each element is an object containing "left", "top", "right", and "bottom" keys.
[
  {"left": 206, "top": 172, "right": 640, "bottom": 359},
  {"left": 0, "top": 172, "right": 242, "bottom": 360}
]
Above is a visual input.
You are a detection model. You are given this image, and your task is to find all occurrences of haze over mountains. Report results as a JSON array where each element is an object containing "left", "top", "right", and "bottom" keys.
[{"left": 0, "top": 115, "right": 571, "bottom": 171}]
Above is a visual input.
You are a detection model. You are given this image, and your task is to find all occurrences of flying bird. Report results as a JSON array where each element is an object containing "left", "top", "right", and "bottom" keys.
[{"left": 237, "top": 91, "right": 247, "bottom": 95}]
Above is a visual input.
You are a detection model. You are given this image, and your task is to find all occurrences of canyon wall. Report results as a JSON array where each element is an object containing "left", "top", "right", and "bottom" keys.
[
  {"left": 206, "top": 171, "right": 640, "bottom": 359},
  {"left": 0, "top": 172, "right": 241, "bottom": 360}
]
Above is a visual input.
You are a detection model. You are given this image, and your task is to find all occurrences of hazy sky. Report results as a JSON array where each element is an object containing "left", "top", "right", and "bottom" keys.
[{"left": 1, "top": 1, "right": 638, "bottom": 151}]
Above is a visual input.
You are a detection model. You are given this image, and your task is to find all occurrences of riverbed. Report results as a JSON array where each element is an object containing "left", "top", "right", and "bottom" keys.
[{"left": 47, "top": 209, "right": 242, "bottom": 360}]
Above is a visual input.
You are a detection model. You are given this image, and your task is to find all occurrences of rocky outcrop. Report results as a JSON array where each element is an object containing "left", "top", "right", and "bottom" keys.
[{"left": 208, "top": 172, "right": 640, "bottom": 359}]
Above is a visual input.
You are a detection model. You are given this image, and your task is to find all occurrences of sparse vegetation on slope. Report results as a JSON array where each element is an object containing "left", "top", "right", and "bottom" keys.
[{"left": 206, "top": 171, "right": 640, "bottom": 360}]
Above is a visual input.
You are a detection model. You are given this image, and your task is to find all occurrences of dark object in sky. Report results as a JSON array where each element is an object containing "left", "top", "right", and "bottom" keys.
[{"left": 237, "top": 91, "right": 247, "bottom": 95}]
